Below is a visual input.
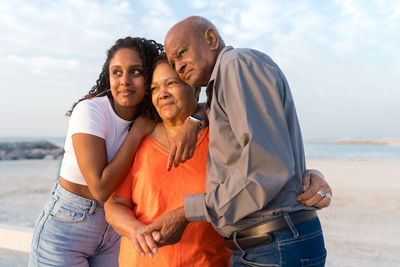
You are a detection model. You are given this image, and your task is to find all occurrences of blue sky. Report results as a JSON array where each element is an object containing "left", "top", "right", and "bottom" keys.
[{"left": 0, "top": 0, "right": 399, "bottom": 140}]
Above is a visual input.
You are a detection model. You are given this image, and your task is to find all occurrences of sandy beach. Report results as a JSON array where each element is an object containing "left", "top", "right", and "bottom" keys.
[
  {"left": 1, "top": 158, "right": 399, "bottom": 266},
  {"left": 308, "top": 159, "right": 400, "bottom": 266}
]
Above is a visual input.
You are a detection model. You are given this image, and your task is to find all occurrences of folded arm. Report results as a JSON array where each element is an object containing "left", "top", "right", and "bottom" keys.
[
  {"left": 73, "top": 116, "right": 155, "bottom": 202},
  {"left": 104, "top": 195, "right": 159, "bottom": 258}
]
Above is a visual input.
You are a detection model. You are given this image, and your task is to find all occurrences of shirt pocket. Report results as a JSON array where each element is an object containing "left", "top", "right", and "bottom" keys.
[{"left": 49, "top": 199, "right": 88, "bottom": 223}]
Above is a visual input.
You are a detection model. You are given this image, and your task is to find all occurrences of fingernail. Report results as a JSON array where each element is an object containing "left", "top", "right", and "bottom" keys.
[
  {"left": 167, "top": 167, "right": 171, "bottom": 172},
  {"left": 153, "top": 248, "right": 158, "bottom": 254},
  {"left": 141, "top": 252, "right": 145, "bottom": 256},
  {"left": 149, "top": 253, "right": 154, "bottom": 258}
]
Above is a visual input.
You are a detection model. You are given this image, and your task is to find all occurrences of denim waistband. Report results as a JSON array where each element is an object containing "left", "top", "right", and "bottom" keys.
[{"left": 52, "top": 181, "right": 103, "bottom": 213}]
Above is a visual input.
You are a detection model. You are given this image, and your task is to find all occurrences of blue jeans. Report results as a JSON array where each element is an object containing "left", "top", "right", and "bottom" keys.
[
  {"left": 230, "top": 215, "right": 326, "bottom": 267},
  {"left": 29, "top": 182, "right": 121, "bottom": 267}
]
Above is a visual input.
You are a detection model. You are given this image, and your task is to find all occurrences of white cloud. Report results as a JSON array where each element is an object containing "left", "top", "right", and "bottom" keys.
[
  {"left": 192, "top": 0, "right": 208, "bottom": 9},
  {"left": 142, "top": 0, "right": 173, "bottom": 17},
  {"left": 7, "top": 54, "right": 79, "bottom": 75},
  {"left": 0, "top": 0, "right": 143, "bottom": 61},
  {"left": 0, "top": 0, "right": 399, "bottom": 138},
  {"left": 238, "top": 1, "right": 281, "bottom": 33}
]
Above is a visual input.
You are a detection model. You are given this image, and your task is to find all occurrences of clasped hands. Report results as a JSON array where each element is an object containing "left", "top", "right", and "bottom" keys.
[
  {"left": 132, "top": 207, "right": 188, "bottom": 258},
  {"left": 132, "top": 169, "right": 332, "bottom": 258}
]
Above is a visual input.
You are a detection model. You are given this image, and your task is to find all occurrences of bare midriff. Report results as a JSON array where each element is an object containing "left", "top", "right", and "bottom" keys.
[{"left": 59, "top": 177, "right": 96, "bottom": 201}]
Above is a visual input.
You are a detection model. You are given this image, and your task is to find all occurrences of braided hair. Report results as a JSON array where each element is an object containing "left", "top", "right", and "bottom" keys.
[{"left": 66, "top": 37, "right": 164, "bottom": 119}]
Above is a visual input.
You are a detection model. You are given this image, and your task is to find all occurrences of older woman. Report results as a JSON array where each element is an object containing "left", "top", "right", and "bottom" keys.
[
  {"left": 105, "top": 54, "right": 231, "bottom": 266},
  {"left": 105, "top": 55, "right": 331, "bottom": 266}
]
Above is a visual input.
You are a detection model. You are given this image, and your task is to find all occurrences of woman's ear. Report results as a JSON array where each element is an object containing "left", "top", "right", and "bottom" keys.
[{"left": 204, "top": 28, "right": 219, "bottom": 51}]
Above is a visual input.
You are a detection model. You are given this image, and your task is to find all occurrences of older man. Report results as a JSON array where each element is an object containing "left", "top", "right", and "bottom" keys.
[{"left": 145, "top": 16, "right": 330, "bottom": 266}]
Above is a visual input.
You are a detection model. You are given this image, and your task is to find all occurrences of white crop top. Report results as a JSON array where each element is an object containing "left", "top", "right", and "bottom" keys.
[{"left": 60, "top": 96, "right": 133, "bottom": 185}]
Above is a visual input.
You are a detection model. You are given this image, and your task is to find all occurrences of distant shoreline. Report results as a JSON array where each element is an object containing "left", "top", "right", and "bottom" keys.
[
  {"left": 305, "top": 138, "right": 400, "bottom": 145},
  {"left": 2, "top": 136, "right": 399, "bottom": 145}
]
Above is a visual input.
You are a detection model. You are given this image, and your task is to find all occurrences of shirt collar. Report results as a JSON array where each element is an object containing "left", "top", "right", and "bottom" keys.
[
  {"left": 205, "top": 46, "right": 233, "bottom": 110},
  {"left": 208, "top": 46, "right": 234, "bottom": 85}
]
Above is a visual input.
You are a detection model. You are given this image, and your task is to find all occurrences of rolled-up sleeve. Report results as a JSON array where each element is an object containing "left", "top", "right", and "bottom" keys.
[{"left": 185, "top": 52, "right": 297, "bottom": 229}]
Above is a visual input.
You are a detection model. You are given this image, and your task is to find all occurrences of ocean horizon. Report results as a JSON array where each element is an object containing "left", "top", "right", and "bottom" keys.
[{"left": 1, "top": 136, "right": 400, "bottom": 160}]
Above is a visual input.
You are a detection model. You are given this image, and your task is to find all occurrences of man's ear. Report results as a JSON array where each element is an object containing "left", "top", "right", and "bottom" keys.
[{"left": 204, "top": 28, "right": 219, "bottom": 51}]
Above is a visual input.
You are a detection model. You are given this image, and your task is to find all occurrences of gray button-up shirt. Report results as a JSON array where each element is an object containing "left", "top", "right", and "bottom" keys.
[{"left": 184, "top": 46, "right": 312, "bottom": 237}]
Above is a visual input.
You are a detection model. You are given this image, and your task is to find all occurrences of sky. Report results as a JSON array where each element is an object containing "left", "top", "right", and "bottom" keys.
[{"left": 0, "top": 0, "right": 399, "bottom": 141}]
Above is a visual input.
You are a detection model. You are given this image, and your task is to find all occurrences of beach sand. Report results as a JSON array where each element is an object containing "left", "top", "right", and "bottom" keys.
[
  {"left": 1, "top": 159, "right": 399, "bottom": 266},
  {"left": 308, "top": 159, "right": 400, "bottom": 266}
]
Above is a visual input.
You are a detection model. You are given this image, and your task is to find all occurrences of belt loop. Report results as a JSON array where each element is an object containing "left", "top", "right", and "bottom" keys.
[
  {"left": 233, "top": 232, "right": 249, "bottom": 266},
  {"left": 88, "top": 200, "right": 97, "bottom": 214},
  {"left": 284, "top": 213, "right": 299, "bottom": 239},
  {"left": 233, "top": 232, "right": 246, "bottom": 254}
]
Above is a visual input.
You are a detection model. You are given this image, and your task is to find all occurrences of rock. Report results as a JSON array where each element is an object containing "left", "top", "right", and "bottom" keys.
[{"left": 0, "top": 141, "right": 64, "bottom": 161}]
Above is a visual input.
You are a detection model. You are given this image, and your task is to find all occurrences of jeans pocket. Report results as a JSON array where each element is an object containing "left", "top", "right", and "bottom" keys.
[
  {"left": 232, "top": 240, "right": 280, "bottom": 267},
  {"left": 301, "top": 249, "right": 327, "bottom": 267},
  {"left": 49, "top": 199, "right": 87, "bottom": 223}
]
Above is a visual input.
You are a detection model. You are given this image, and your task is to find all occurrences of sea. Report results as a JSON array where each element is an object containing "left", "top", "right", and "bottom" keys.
[{"left": 1, "top": 136, "right": 400, "bottom": 228}]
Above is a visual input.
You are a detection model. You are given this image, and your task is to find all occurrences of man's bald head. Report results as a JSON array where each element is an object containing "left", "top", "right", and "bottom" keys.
[
  {"left": 164, "top": 16, "right": 225, "bottom": 87},
  {"left": 166, "top": 16, "right": 224, "bottom": 45}
]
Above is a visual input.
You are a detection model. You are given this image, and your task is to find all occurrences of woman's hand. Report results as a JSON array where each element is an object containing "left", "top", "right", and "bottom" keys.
[
  {"left": 167, "top": 119, "right": 200, "bottom": 170},
  {"left": 297, "top": 169, "right": 332, "bottom": 208},
  {"left": 130, "top": 115, "right": 156, "bottom": 138},
  {"left": 104, "top": 195, "right": 160, "bottom": 258},
  {"left": 130, "top": 223, "right": 160, "bottom": 258}
]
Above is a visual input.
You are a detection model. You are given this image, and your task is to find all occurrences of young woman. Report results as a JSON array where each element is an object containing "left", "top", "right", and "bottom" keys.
[{"left": 29, "top": 37, "right": 201, "bottom": 267}]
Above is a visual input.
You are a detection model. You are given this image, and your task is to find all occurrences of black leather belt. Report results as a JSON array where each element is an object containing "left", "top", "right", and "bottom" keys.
[{"left": 225, "top": 210, "right": 317, "bottom": 250}]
